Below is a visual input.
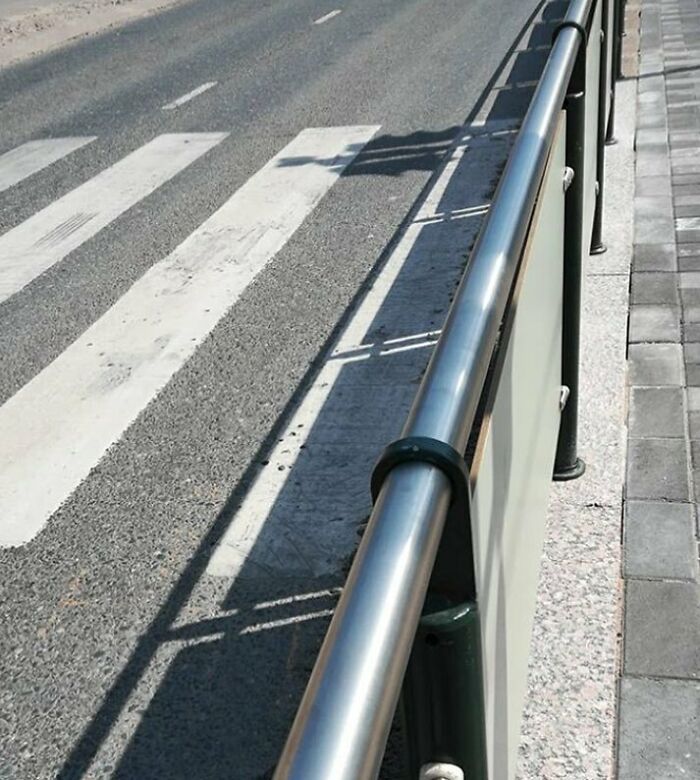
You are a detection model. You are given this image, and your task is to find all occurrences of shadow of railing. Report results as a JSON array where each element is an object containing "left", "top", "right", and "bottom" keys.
[{"left": 55, "top": 1, "right": 571, "bottom": 778}]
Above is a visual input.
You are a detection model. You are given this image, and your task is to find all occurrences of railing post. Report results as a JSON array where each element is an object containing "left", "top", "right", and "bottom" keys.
[
  {"left": 606, "top": 0, "right": 624, "bottom": 143},
  {"left": 615, "top": 0, "right": 625, "bottom": 79},
  {"left": 591, "top": 0, "right": 610, "bottom": 254},
  {"left": 554, "top": 39, "right": 587, "bottom": 481},
  {"left": 401, "top": 600, "right": 487, "bottom": 780}
]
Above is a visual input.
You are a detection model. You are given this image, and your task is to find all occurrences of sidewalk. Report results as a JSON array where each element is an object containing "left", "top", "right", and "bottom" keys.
[{"left": 619, "top": 0, "right": 700, "bottom": 775}]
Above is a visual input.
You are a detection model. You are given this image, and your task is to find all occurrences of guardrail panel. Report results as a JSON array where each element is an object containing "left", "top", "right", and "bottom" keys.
[{"left": 470, "top": 113, "right": 567, "bottom": 780}]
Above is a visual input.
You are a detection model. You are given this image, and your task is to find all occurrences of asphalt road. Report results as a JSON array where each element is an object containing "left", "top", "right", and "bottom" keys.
[{"left": 0, "top": 0, "right": 555, "bottom": 776}]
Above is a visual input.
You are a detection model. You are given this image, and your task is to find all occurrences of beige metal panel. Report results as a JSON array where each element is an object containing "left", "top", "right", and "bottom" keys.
[
  {"left": 583, "top": 0, "right": 603, "bottom": 250},
  {"left": 470, "top": 114, "right": 566, "bottom": 780}
]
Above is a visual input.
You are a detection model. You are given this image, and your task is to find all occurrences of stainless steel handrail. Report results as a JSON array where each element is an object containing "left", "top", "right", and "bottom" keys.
[{"left": 274, "top": 0, "right": 596, "bottom": 777}]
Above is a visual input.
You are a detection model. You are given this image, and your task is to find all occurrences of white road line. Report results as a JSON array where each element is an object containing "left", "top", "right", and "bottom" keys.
[
  {"left": 0, "top": 125, "right": 379, "bottom": 547},
  {"left": 0, "top": 133, "right": 227, "bottom": 306},
  {"left": 0, "top": 137, "right": 96, "bottom": 194},
  {"left": 205, "top": 121, "right": 515, "bottom": 580},
  {"left": 161, "top": 82, "right": 218, "bottom": 110},
  {"left": 313, "top": 9, "right": 342, "bottom": 24}
]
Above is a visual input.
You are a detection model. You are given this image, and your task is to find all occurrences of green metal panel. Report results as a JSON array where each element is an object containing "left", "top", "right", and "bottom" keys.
[{"left": 401, "top": 600, "right": 487, "bottom": 780}]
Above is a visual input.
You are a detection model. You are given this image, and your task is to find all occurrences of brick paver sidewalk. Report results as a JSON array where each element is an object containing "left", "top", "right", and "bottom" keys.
[{"left": 619, "top": 0, "right": 700, "bottom": 775}]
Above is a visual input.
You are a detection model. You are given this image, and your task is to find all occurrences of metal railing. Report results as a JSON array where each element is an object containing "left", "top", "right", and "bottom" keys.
[{"left": 273, "top": 0, "right": 622, "bottom": 776}]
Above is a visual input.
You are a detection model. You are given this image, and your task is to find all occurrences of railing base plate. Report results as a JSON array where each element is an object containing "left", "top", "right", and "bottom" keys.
[{"left": 553, "top": 457, "right": 586, "bottom": 481}]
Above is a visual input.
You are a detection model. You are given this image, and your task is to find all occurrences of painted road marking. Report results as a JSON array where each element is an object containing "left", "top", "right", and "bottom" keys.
[
  {"left": 161, "top": 82, "right": 218, "bottom": 110},
  {"left": 0, "top": 133, "right": 226, "bottom": 306},
  {"left": 0, "top": 125, "right": 379, "bottom": 547},
  {"left": 313, "top": 9, "right": 342, "bottom": 24},
  {"left": 0, "top": 137, "right": 96, "bottom": 194},
  {"left": 205, "top": 122, "right": 514, "bottom": 580}
]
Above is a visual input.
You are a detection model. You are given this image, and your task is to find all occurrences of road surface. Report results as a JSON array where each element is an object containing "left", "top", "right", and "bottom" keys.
[{"left": 0, "top": 0, "right": 555, "bottom": 775}]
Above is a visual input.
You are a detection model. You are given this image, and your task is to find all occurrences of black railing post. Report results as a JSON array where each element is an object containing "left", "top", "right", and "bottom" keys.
[
  {"left": 591, "top": 0, "right": 611, "bottom": 253},
  {"left": 554, "top": 41, "right": 587, "bottom": 481},
  {"left": 606, "top": 0, "right": 623, "bottom": 143}
]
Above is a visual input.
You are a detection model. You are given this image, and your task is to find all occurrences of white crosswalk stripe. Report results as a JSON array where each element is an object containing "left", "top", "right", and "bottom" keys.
[
  {"left": 0, "top": 137, "right": 96, "bottom": 194},
  {"left": 0, "top": 133, "right": 227, "bottom": 306},
  {"left": 0, "top": 124, "right": 379, "bottom": 547}
]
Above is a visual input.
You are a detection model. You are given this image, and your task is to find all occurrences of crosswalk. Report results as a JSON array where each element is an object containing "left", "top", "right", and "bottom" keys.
[
  {"left": 0, "top": 125, "right": 379, "bottom": 547},
  {"left": 0, "top": 137, "right": 96, "bottom": 194}
]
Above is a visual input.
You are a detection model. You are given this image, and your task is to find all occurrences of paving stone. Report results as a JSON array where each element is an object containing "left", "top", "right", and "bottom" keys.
[
  {"left": 626, "top": 436, "right": 689, "bottom": 500},
  {"left": 618, "top": 677, "right": 700, "bottom": 780},
  {"left": 683, "top": 303, "right": 700, "bottom": 323},
  {"left": 680, "top": 255, "right": 700, "bottom": 271},
  {"left": 675, "top": 203, "right": 700, "bottom": 217},
  {"left": 687, "top": 363, "right": 700, "bottom": 385},
  {"left": 683, "top": 322, "right": 700, "bottom": 343},
  {"left": 678, "top": 242, "right": 700, "bottom": 257},
  {"left": 681, "top": 288, "right": 700, "bottom": 308},
  {"left": 624, "top": 579, "right": 700, "bottom": 677},
  {"left": 636, "top": 128, "right": 668, "bottom": 146},
  {"left": 624, "top": 500, "right": 698, "bottom": 579},
  {"left": 675, "top": 183, "right": 700, "bottom": 196},
  {"left": 676, "top": 194, "right": 700, "bottom": 205},
  {"left": 689, "top": 410, "right": 700, "bottom": 436},
  {"left": 628, "top": 343, "right": 683, "bottom": 385},
  {"left": 628, "top": 304, "right": 681, "bottom": 342},
  {"left": 677, "top": 228, "right": 700, "bottom": 243},
  {"left": 630, "top": 272, "right": 678, "bottom": 304},
  {"left": 680, "top": 274, "right": 700, "bottom": 292},
  {"left": 672, "top": 173, "right": 700, "bottom": 184},
  {"left": 686, "top": 386, "right": 700, "bottom": 412},
  {"left": 632, "top": 243, "right": 676, "bottom": 271},
  {"left": 629, "top": 386, "right": 685, "bottom": 437},
  {"left": 636, "top": 175, "right": 672, "bottom": 198}
]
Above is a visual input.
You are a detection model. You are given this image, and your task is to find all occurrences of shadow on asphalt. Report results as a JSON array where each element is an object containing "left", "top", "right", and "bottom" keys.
[{"left": 55, "top": 1, "right": 570, "bottom": 778}]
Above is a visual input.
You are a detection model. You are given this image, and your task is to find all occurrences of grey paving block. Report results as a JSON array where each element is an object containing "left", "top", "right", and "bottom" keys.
[
  {"left": 678, "top": 242, "right": 700, "bottom": 257},
  {"left": 687, "top": 363, "right": 700, "bottom": 386},
  {"left": 677, "top": 228, "right": 700, "bottom": 243},
  {"left": 686, "top": 322, "right": 700, "bottom": 342},
  {"left": 632, "top": 243, "right": 676, "bottom": 272},
  {"left": 637, "top": 149, "right": 671, "bottom": 177},
  {"left": 626, "top": 438, "right": 689, "bottom": 501},
  {"left": 624, "top": 500, "right": 697, "bottom": 579},
  {"left": 690, "top": 410, "right": 700, "bottom": 437},
  {"left": 636, "top": 221, "right": 676, "bottom": 245},
  {"left": 681, "top": 288, "right": 700, "bottom": 307},
  {"left": 631, "top": 273, "right": 678, "bottom": 304},
  {"left": 636, "top": 175, "right": 672, "bottom": 198},
  {"left": 628, "top": 305, "right": 681, "bottom": 343},
  {"left": 687, "top": 386, "right": 700, "bottom": 412},
  {"left": 624, "top": 579, "right": 700, "bottom": 678},
  {"left": 679, "top": 255, "right": 700, "bottom": 271},
  {"left": 683, "top": 303, "right": 700, "bottom": 324},
  {"left": 628, "top": 343, "right": 683, "bottom": 385},
  {"left": 676, "top": 204, "right": 700, "bottom": 217},
  {"left": 679, "top": 271, "right": 700, "bottom": 288},
  {"left": 618, "top": 677, "right": 700, "bottom": 780},
  {"left": 692, "top": 439, "right": 700, "bottom": 469},
  {"left": 629, "top": 386, "right": 685, "bottom": 437},
  {"left": 672, "top": 173, "right": 700, "bottom": 184}
]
